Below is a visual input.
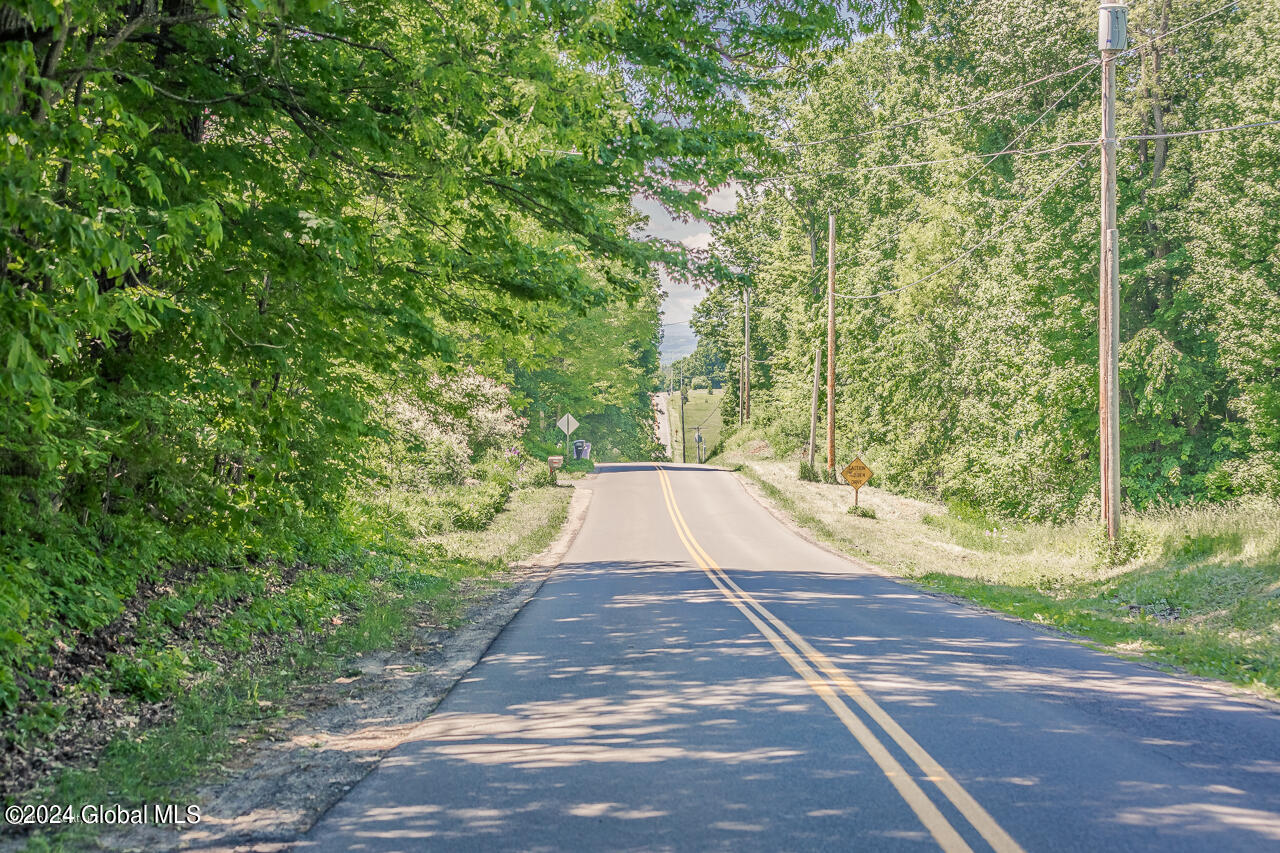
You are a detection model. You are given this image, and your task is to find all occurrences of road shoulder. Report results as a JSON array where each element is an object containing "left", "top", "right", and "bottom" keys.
[
  {"left": 728, "top": 466, "right": 1280, "bottom": 714},
  {"left": 105, "top": 485, "right": 594, "bottom": 853}
]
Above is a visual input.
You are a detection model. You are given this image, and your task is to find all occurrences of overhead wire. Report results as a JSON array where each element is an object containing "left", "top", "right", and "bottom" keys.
[
  {"left": 823, "top": 1, "right": 1250, "bottom": 302},
  {"left": 1115, "top": 0, "right": 1240, "bottom": 61},
  {"left": 765, "top": 0, "right": 1243, "bottom": 155},
  {"left": 751, "top": 120, "right": 1277, "bottom": 184},
  {"left": 719, "top": 0, "right": 1263, "bottom": 371},
  {"left": 833, "top": 144, "right": 1097, "bottom": 301},
  {"left": 750, "top": 114, "right": 1277, "bottom": 317},
  {"left": 1122, "top": 118, "right": 1280, "bottom": 140},
  {"left": 766, "top": 59, "right": 1099, "bottom": 151},
  {"left": 846, "top": 63, "right": 1100, "bottom": 258},
  {"left": 751, "top": 139, "right": 1098, "bottom": 181},
  {"left": 754, "top": 65, "right": 1100, "bottom": 300}
]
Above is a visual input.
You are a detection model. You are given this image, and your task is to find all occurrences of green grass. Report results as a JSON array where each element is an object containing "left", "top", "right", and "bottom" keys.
[
  {"left": 719, "top": 427, "right": 1280, "bottom": 699},
  {"left": 14, "top": 483, "right": 573, "bottom": 852},
  {"left": 427, "top": 483, "right": 572, "bottom": 563},
  {"left": 669, "top": 389, "right": 723, "bottom": 464}
]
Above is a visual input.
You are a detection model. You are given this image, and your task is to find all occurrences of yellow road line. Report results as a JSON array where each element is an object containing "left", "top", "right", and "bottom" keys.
[
  {"left": 656, "top": 465, "right": 1025, "bottom": 853},
  {"left": 655, "top": 467, "right": 972, "bottom": 852}
]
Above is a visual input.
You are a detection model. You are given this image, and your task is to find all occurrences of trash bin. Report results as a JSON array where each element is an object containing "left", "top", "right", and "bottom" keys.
[{"left": 573, "top": 439, "right": 588, "bottom": 460}]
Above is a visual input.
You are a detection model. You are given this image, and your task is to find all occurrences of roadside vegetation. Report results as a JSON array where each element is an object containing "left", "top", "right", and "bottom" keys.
[
  {"left": 682, "top": 0, "right": 1280, "bottom": 699},
  {"left": 4, "top": 0, "right": 857, "bottom": 829},
  {"left": 693, "top": 0, "right": 1280, "bottom": 520},
  {"left": 4, "top": 369, "right": 577, "bottom": 849},
  {"left": 715, "top": 428, "right": 1280, "bottom": 699}
]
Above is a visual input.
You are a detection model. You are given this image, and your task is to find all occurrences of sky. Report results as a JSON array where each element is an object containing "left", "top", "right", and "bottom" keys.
[{"left": 631, "top": 184, "right": 739, "bottom": 364}]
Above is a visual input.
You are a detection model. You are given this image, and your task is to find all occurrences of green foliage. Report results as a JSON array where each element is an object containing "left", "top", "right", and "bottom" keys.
[
  {"left": 9, "top": 0, "right": 881, "bottom": 732},
  {"left": 700, "top": 0, "right": 1280, "bottom": 520},
  {"left": 848, "top": 505, "right": 877, "bottom": 519},
  {"left": 0, "top": 0, "right": 935, "bottom": 811},
  {"left": 108, "top": 648, "right": 191, "bottom": 704},
  {"left": 449, "top": 481, "right": 513, "bottom": 532},
  {"left": 1091, "top": 525, "right": 1154, "bottom": 569},
  {"left": 798, "top": 460, "right": 821, "bottom": 482},
  {"left": 524, "top": 463, "right": 557, "bottom": 489},
  {"left": 20, "top": 478, "right": 573, "bottom": 848}
]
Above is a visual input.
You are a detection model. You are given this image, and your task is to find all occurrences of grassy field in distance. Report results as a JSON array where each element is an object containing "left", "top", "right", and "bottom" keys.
[{"left": 669, "top": 389, "right": 724, "bottom": 463}]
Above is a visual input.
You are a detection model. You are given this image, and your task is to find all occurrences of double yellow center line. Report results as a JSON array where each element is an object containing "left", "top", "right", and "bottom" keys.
[{"left": 655, "top": 465, "right": 1023, "bottom": 853}]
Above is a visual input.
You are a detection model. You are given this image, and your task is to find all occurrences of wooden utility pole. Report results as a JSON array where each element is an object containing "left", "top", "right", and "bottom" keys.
[
  {"left": 678, "top": 362, "right": 686, "bottom": 463},
  {"left": 826, "top": 212, "right": 836, "bottom": 471},
  {"left": 1099, "top": 2, "right": 1126, "bottom": 541},
  {"left": 807, "top": 344, "right": 822, "bottom": 468},
  {"left": 738, "top": 353, "right": 745, "bottom": 425},
  {"left": 743, "top": 288, "right": 751, "bottom": 421}
]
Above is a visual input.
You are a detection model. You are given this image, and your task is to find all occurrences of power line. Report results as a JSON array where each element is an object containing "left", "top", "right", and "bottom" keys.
[
  {"left": 841, "top": 64, "right": 1099, "bottom": 260},
  {"left": 748, "top": 117, "right": 1274, "bottom": 324},
  {"left": 752, "top": 139, "right": 1098, "bottom": 182},
  {"left": 767, "top": 59, "right": 1098, "bottom": 152},
  {"left": 765, "top": 0, "right": 1244, "bottom": 155},
  {"left": 749, "top": 118, "right": 1277, "bottom": 184},
  {"left": 833, "top": 145, "right": 1096, "bottom": 301},
  {"left": 752, "top": 115, "right": 1276, "bottom": 315},
  {"left": 1117, "top": 0, "right": 1239, "bottom": 60},
  {"left": 1121, "top": 118, "right": 1280, "bottom": 141}
]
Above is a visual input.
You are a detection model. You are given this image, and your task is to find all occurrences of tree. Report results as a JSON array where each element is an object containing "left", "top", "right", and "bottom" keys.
[
  {"left": 703, "top": 0, "right": 1280, "bottom": 517},
  {"left": 3, "top": 0, "right": 921, "bottom": 707}
]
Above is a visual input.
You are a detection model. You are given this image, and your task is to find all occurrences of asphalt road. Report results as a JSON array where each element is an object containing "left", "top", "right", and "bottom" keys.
[{"left": 301, "top": 463, "right": 1280, "bottom": 852}]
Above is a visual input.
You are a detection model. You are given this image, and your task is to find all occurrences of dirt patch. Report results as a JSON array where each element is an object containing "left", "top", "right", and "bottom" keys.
[
  {"left": 0, "top": 560, "right": 310, "bottom": 806},
  {"left": 92, "top": 485, "right": 592, "bottom": 853}
]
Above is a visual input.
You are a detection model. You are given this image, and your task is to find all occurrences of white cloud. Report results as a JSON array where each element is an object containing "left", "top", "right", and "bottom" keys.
[
  {"left": 680, "top": 231, "right": 713, "bottom": 251},
  {"left": 703, "top": 181, "right": 741, "bottom": 214},
  {"left": 631, "top": 195, "right": 707, "bottom": 242},
  {"left": 660, "top": 324, "right": 698, "bottom": 363}
]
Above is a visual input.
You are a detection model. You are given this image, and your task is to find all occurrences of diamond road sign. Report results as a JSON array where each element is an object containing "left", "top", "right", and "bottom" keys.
[
  {"left": 557, "top": 413, "right": 579, "bottom": 436},
  {"left": 841, "top": 457, "right": 873, "bottom": 489}
]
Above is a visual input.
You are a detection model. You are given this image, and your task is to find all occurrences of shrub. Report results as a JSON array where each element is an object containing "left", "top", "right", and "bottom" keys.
[
  {"left": 848, "top": 505, "right": 877, "bottom": 519},
  {"left": 108, "top": 648, "right": 192, "bottom": 703},
  {"left": 523, "top": 463, "right": 557, "bottom": 488},
  {"left": 1091, "top": 524, "right": 1153, "bottom": 568},
  {"left": 447, "top": 480, "right": 512, "bottom": 531},
  {"left": 798, "top": 460, "right": 820, "bottom": 482}
]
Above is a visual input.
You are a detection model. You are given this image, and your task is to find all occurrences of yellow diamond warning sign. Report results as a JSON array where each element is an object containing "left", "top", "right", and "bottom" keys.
[{"left": 841, "top": 457, "right": 873, "bottom": 489}]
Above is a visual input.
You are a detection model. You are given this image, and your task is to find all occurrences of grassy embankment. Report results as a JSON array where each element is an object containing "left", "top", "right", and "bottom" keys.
[
  {"left": 8, "top": 471, "right": 574, "bottom": 852},
  {"left": 713, "top": 428, "right": 1280, "bottom": 699},
  {"left": 668, "top": 389, "right": 724, "bottom": 464}
]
